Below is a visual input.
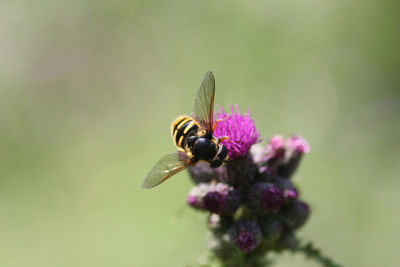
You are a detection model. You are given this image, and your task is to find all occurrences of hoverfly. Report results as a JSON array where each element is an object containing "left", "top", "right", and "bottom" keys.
[{"left": 141, "top": 71, "right": 229, "bottom": 189}]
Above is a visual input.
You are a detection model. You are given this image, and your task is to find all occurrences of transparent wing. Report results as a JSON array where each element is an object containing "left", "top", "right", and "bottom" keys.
[
  {"left": 192, "top": 71, "right": 215, "bottom": 131},
  {"left": 141, "top": 152, "right": 191, "bottom": 189}
]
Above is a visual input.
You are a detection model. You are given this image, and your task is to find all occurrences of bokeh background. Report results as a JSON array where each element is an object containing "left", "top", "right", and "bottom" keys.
[{"left": 1, "top": 0, "right": 399, "bottom": 266}]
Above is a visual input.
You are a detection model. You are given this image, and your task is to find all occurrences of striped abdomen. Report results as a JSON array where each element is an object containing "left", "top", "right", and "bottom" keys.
[{"left": 171, "top": 115, "right": 200, "bottom": 151}]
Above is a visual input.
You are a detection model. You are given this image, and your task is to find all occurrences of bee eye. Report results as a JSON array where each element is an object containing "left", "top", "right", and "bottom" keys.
[
  {"left": 187, "top": 136, "right": 197, "bottom": 148},
  {"left": 217, "top": 145, "right": 228, "bottom": 160}
]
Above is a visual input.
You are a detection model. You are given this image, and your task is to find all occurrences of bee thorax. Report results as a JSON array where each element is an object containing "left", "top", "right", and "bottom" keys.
[{"left": 192, "top": 137, "right": 217, "bottom": 161}]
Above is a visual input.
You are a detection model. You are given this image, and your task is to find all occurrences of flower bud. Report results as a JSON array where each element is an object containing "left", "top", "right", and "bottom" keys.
[
  {"left": 258, "top": 216, "right": 283, "bottom": 242},
  {"left": 187, "top": 183, "right": 240, "bottom": 214},
  {"left": 228, "top": 219, "right": 262, "bottom": 252},
  {"left": 225, "top": 153, "right": 258, "bottom": 188},
  {"left": 281, "top": 200, "right": 310, "bottom": 229},
  {"left": 224, "top": 188, "right": 242, "bottom": 214},
  {"left": 248, "top": 182, "right": 285, "bottom": 213},
  {"left": 278, "top": 135, "right": 310, "bottom": 178},
  {"left": 204, "top": 191, "right": 226, "bottom": 214},
  {"left": 188, "top": 162, "right": 216, "bottom": 184},
  {"left": 256, "top": 135, "right": 286, "bottom": 175},
  {"left": 271, "top": 177, "right": 298, "bottom": 202},
  {"left": 283, "top": 189, "right": 298, "bottom": 202},
  {"left": 250, "top": 143, "right": 265, "bottom": 164},
  {"left": 287, "top": 135, "right": 310, "bottom": 154},
  {"left": 186, "top": 183, "right": 213, "bottom": 209}
]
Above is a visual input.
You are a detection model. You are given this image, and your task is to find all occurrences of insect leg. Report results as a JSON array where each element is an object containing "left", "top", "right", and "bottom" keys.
[
  {"left": 218, "top": 136, "right": 230, "bottom": 143},
  {"left": 212, "top": 119, "right": 223, "bottom": 132}
]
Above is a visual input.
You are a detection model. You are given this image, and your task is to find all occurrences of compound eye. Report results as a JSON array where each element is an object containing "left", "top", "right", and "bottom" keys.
[
  {"left": 187, "top": 136, "right": 197, "bottom": 148},
  {"left": 217, "top": 145, "right": 228, "bottom": 160}
]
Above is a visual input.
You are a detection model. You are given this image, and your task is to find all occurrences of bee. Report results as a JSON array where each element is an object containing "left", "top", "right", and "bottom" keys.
[{"left": 141, "top": 71, "right": 229, "bottom": 189}]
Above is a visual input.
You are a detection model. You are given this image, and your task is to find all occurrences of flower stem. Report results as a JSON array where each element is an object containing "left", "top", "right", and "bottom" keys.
[{"left": 294, "top": 240, "right": 342, "bottom": 267}]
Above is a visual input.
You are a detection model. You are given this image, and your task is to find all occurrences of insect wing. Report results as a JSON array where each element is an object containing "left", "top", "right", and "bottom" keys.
[
  {"left": 141, "top": 152, "right": 190, "bottom": 189},
  {"left": 192, "top": 71, "right": 215, "bottom": 131}
]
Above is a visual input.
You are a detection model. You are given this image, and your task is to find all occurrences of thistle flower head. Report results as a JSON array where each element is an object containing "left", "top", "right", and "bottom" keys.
[
  {"left": 204, "top": 191, "right": 226, "bottom": 214},
  {"left": 281, "top": 200, "right": 310, "bottom": 230},
  {"left": 188, "top": 162, "right": 216, "bottom": 184},
  {"left": 260, "top": 186, "right": 284, "bottom": 212},
  {"left": 266, "top": 135, "right": 286, "bottom": 158},
  {"left": 287, "top": 135, "right": 310, "bottom": 154},
  {"left": 278, "top": 135, "right": 310, "bottom": 178},
  {"left": 283, "top": 189, "right": 298, "bottom": 202},
  {"left": 248, "top": 182, "right": 285, "bottom": 213},
  {"left": 186, "top": 183, "right": 239, "bottom": 214},
  {"left": 225, "top": 154, "right": 258, "bottom": 187},
  {"left": 214, "top": 104, "right": 261, "bottom": 159},
  {"left": 272, "top": 177, "right": 298, "bottom": 202},
  {"left": 186, "top": 183, "right": 212, "bottom": 209},
  {"left": 228, "top": 219, "right": 262, "bottom": 252},
  {"left": 255, "top": 135, "right": 286, "bottom": 174},
  {"left": 253, "top": 135, "right": 310, "bottom": 178}
]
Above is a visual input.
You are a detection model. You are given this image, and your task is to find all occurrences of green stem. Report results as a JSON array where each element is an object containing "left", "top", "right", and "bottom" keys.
[{"left": 295, "top": 241, "right": 342, "bottom": 267}]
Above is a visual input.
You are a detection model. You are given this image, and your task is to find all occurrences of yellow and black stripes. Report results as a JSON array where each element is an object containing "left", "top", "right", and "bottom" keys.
[{"left": 171, "top": 115, "right": 200, "bottom": 150}]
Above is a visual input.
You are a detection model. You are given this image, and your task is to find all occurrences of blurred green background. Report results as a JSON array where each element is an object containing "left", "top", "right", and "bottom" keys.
[{"left": 1, "top": 0, "right": 399, "bottom": 266}]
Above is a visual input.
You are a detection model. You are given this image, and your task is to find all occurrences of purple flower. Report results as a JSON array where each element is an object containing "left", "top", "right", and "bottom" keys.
[
  {"left": 228, "top": 219, "right": 262, "bottom": 252},
  {"left": 265, "top": 135, "right": 286, "bottom": 159},
  {"left": 252, "top": 135, "right": 310, "bottom": 178},
  {"left": 287, "top": 135, "right": 310, "bottom": 154},
  {"left": 186, "top": 195, "right": 198, "bottom": 206},
  {"left": 204, "top": 187, "right": 242, "bottom": 214},
  {"left": 278, "top": 135, "right": 310, "bottom": 178},
  {"left": 272, "top": 177, "right": 298, "bottom": 202},
  {"left": 186, "top": 183, "right": 237, "bottom": 214},
  {"left": 261, "top": 186, "right": 284, "bottom": 212},
  {"left": 204, "top": 191, "right": 226, "bottom": 214},
  {"left": 283, "top": 189, "right": 298, "bottom": 202},
  {"left": 214, "top": 104, "right": 261, "bottom": 159},
  {"left": 254, "top": 135, "right": 286, "bottom": 174},
  {"left": 248, "top": 182, "right": 285, "bottom": 213},
  {"left": 186, "top": 183, "right": 213, "bottom": 209}
]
